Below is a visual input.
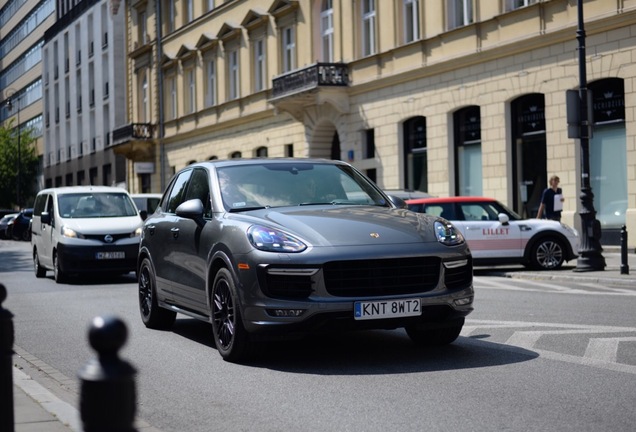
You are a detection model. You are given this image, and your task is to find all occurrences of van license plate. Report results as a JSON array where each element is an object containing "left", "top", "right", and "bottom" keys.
[
  {"left": 96, "top": 251, "right": 125, "bottom": 260},
  {"left": 354, "top": 298, "right": 421, "bottom": 321}
]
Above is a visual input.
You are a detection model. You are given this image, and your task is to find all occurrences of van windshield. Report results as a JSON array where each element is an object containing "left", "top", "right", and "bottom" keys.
[{"left": 57, "top": 193, "right": 138, "bottom": 218}]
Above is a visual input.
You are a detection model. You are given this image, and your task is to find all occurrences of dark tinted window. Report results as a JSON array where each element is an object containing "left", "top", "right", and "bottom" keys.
[
  {"left": 165, "top": 170, "right": 192, "bottom": 213},
  {"left": 184, "top": 168, "right": 212, "bottom": 218}
]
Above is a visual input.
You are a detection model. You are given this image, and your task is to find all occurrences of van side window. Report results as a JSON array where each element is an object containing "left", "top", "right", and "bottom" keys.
[
  {"left": 34, "top": 193, "right": 48, "bottom": 216},
  {"left": 46, "top": 195, "right": 55, "bottom": 226}
]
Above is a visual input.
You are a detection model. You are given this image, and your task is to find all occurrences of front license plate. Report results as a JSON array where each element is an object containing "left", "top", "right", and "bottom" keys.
[
  {"left": 354, "top": 298, "right": 421, "bottom": 321},
  {"left": 95, "top": 251, "right": 125, "bottom": 260}
]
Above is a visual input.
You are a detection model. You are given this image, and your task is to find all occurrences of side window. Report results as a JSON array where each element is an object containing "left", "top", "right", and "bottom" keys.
[
  {"left": 34, "top": 194, "right": 48, "bottom": 216},
  {"left": 461, "top": 203, "right": 495, "bottom": 221},
  {"left": 46, "top": 195, "right": 55, "bottom": 226},
  {"left": 184, "top": 168, "right": 212, "bottom": 218},
  {"left": 165, "top": 170, "right": 193, "bottom": 213}
]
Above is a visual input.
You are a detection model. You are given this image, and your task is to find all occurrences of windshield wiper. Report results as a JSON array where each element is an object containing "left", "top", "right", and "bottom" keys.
[{"left": 228, "top": 206, "right": 269, "bottom": 212}]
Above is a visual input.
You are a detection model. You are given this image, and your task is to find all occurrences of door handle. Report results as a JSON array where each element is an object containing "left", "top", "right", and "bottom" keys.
[{"left": 170, "top": 227, "right": 179, "bottom": 239}]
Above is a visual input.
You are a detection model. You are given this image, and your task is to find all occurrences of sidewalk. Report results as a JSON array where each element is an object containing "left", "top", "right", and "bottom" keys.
[{"left": 10, "top": 250, "right": 635, "bottom": 432}]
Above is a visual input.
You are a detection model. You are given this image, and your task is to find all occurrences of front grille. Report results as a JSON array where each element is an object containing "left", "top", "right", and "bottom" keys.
[
  {"left": 444, "top": 257, "right": 473, "bottom": 289},
  {"left": 323, "top": 257, "right": 441, "bottom": 297},
  {"left": 84, "top": 233, "right": 131, "bottom": 242}
]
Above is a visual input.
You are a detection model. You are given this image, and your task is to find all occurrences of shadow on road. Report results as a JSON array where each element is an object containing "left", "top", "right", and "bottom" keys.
[{"left": 169, "top": 318, "right": 538, "bottom": 374}]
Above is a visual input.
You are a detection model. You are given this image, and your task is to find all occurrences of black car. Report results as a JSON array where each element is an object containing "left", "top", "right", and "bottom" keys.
[
  {"left": 138, "top": 159, "right": 474, "bottom": 362},
  {"left": 8, "top": 208, "right": 33, "bottom": 241},
  {"left": 0, "top": 213, "right": 18, "bottom": 239}
]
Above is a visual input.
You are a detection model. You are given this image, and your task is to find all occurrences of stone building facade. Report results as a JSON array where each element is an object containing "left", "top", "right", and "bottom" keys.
[{"left": 116, "top": 0, "right": 636, "bottom": 246}]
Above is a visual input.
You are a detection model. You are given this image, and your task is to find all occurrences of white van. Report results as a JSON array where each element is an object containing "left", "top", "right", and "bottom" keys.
[{"left": 31, "top": 186, "right": 143, "bottom": 283}]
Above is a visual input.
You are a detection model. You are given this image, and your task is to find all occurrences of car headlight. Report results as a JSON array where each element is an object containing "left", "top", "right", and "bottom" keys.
[
  {"left": 131, "top": 227, "right": 143, "bottom": 238},
  {"left": 247, "top": 225, "right": 307, "bottom": 253},
  {"left": 61, "top": 225, "right": 83, "bottom": 239},
  {"left": 434, "top": 220, "right": 465, "bottom": 246}
]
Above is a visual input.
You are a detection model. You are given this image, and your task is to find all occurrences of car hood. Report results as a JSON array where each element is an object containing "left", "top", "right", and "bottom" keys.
[
  {"left": 60, "top": 216, "right": 142, "bottom": 234},
  {"left": 230, "top": 205, "right": 439, "bottom": 246}
]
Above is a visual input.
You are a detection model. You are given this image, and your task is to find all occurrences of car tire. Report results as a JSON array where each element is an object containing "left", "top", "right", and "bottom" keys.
[
  {"left": 34, "top": 249, "right": 46, "bottom": 278},
  {"left": 528, "top": 237, "right": 564, "bottom": 270},
  {"left": 22, "top": 229, "right": 30, "bottom": 242},
  {"left": 138, "top": 257, "right": 176, "bottom": 329},
  {"left": 405, "top": 320, "right": 464, "bottom": 346},
  {"left": 211, "top": 268, "right": 250, "bottom": 362},
  {"left": 53, "top": 252, "right": 66, "bottom": 283}
]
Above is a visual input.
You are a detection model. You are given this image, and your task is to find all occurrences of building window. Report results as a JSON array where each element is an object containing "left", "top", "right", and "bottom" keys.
[
  {"left": 447, "top": 0, "right": 473, "bottom": 30},
  {"left": 403, "top": 0, "right": 419, "bottom": 43},
  {"left": 206, "top": 58, "right": 216, "bottom": 107},
  {"left": 185, "top": 67, "right": 196, "bottom": 113},
  {"left": 403, "top": 116, "right": 427, "bottom": 192},
  {"left": 285, "top": 144, "right": 294, "bottom": 157},
  {"left": 185, "top": 0, "right": 194, "bottom": 23},
  {"left": 363, "top": 129, "right": 375, "bottom": 159},
  {"left": 361, "top": 0, "right": 376, "bottom": 56},
  {"left": 139, "top": 10, "right": 147, "bottom": 44},
  {"left": 255, "top": 146, "right": 268, "bottom": 157},
  {"left": 166, "top": 0, "right": 175, "bottom": 33},
  {"left": 505, "top": 0, "right": 537, "bottom": 11},
  {"left": 281, "top": 25, "right": 296, "bottom": 72},
  {"left": 165, "top": 74, "right": 177, "bottom": 119},
  {"left": 454, "top": 106, "right": 482, "bottom": 196},
  {"left": 253, "top": 38, "right": 266, "bottom": 92},
  {"left": 228, "top": 49, "right": 239, "bottom": 100},
  {"left": 141, "top": 73, "right": 149, "bottom": 122},
  {"left": 230, "top": 151, "right": 242, "bottom": 158},
  {"left": 206, "top": 0, "right": 215, "bottom": 13},
  {"left": 321, "top": 0, "right": 334, "bottom": 62}
]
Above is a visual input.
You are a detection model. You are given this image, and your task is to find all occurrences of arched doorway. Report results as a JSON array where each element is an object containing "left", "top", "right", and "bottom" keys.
[
  {"left": 511, "top": 93, "right": 547, "bottom": 218},
  {"left": 309, "top": 121, "right": 340, "bottom": 160}
]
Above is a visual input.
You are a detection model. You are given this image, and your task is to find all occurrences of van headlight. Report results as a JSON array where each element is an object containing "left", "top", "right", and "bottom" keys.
[
  {"left": 61, "top": 225, "right": 83, "bottom": 239},
  {"left": 131, "top": 227, "right": 143, "bottom": 238},
  {"left": 434, "top": 220, "right": 465, "bottom": 246}
]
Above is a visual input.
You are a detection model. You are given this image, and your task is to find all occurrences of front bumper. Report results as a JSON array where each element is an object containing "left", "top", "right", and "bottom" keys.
[{"left": 57, "top": 242, "right": 139, "bottom": 274}]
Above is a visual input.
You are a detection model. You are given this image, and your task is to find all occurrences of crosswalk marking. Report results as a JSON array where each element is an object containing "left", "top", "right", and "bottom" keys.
[
  {"left": 463, "top": 319, "right": 636, "bottom": 375},
  {"left": 474, "top": 276, "right": 636, "bottom": 296}
]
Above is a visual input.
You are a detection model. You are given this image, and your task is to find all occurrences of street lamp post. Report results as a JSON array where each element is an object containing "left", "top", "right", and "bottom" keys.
[
  {"left": 6, "top": 94, "right": 22, "bottom": 210},
  {"left": 574, "top": 0, "right": 605, "bottom": 272}
]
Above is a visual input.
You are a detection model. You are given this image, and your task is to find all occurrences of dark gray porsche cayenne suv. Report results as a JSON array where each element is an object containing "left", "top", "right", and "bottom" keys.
[{"left": 138, "top": 159, "right": 474, "bottom": 362}]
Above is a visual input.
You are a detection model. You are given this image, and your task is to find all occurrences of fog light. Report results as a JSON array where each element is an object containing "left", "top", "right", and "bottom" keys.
[
  {"left": 268, "top": 309, "right": 306, "bottom": 317},
  {"left": 454, "top": 296, "right": 473, "bottom": 306}
]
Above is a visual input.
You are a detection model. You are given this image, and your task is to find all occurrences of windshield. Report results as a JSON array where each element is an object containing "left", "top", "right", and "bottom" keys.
[
  {"left": 217, "top": 163, "right": 389, "bottom": 211},
  {"left": 57, "top": 193, "right": 139, "bottom": 218}
]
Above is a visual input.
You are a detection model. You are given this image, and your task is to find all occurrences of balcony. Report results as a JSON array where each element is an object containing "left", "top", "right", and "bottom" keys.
[
  {"left": 111, "top": 123, "right": 156, "bottom": 160},
  {"left": 270, "top": 63, "right": 350, "bottom": 120}
]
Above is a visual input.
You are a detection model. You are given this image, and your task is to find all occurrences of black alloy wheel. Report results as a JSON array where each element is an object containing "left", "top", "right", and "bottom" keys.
[
  {"left": 211, "top": 268, "right": 249, "bottom": 362},
  {"left": 53, "top": 252, "right": 66, "bottom": 283},
  {"left": 138, "top": 257, "right": 176, "bottom": 329}
]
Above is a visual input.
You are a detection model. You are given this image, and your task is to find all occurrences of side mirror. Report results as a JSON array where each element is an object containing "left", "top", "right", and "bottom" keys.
[
  {"left": 387, "top": 195, "right": 408, "bottom": 209},
  {"left": 139, "top": 210, "right": 148, "bottom": 221},
  {"left": 176, "top": 199, "right": 206, "bottom": 227},
  {"left": 41, "top": 212, "right": 51, "bottom": 225},
  {"left": 498, "top": 213, "right": 510, "bottom": 226}
]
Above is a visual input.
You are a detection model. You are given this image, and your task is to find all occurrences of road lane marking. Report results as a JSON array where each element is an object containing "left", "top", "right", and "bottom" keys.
[{"left": 584, "top": 337, "right": 636, "bottom": 362}]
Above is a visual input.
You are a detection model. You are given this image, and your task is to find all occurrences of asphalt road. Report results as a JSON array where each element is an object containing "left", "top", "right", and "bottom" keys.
[{"left": 2, "top": 239, "right": 636, "bottom": 432}]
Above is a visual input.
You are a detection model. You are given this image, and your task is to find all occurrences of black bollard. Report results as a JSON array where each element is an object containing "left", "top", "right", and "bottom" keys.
[
  {"left": 78, "top": 315, "right": 137, "bottom": 432},
  {"left": 620, "top": 225, "right": 629, "bottom": 275},
  {"left": 0, "top": 284, "right": 15, "bottom": 432}
]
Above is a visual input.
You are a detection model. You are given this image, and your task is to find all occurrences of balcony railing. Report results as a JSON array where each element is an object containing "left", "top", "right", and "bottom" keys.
[
  {"left": 272, "top": 63, "right": 349, "bottom": 99},
  {"left": 112, "top": 123, "right": 154, "bottom": 144}
]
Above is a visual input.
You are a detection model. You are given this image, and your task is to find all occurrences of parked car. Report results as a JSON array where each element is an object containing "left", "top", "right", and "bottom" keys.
[
  {"left": 406, "top": 196, "right": 579, "bottom": 270},
  {"left": 31, "top": 186, "right": 143, "bottom": 283},
  {"left": 138, "top": 158, "right": 474, "bottom": 362},
  {"left": 8, "top": 208, "right": 33, "bottom": 241},
  {"left": 0, "top": 213, "right": 18, "bottom": 239},
  {"left": 131, "top": 193, "right": 162, "bottom": 220}
]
